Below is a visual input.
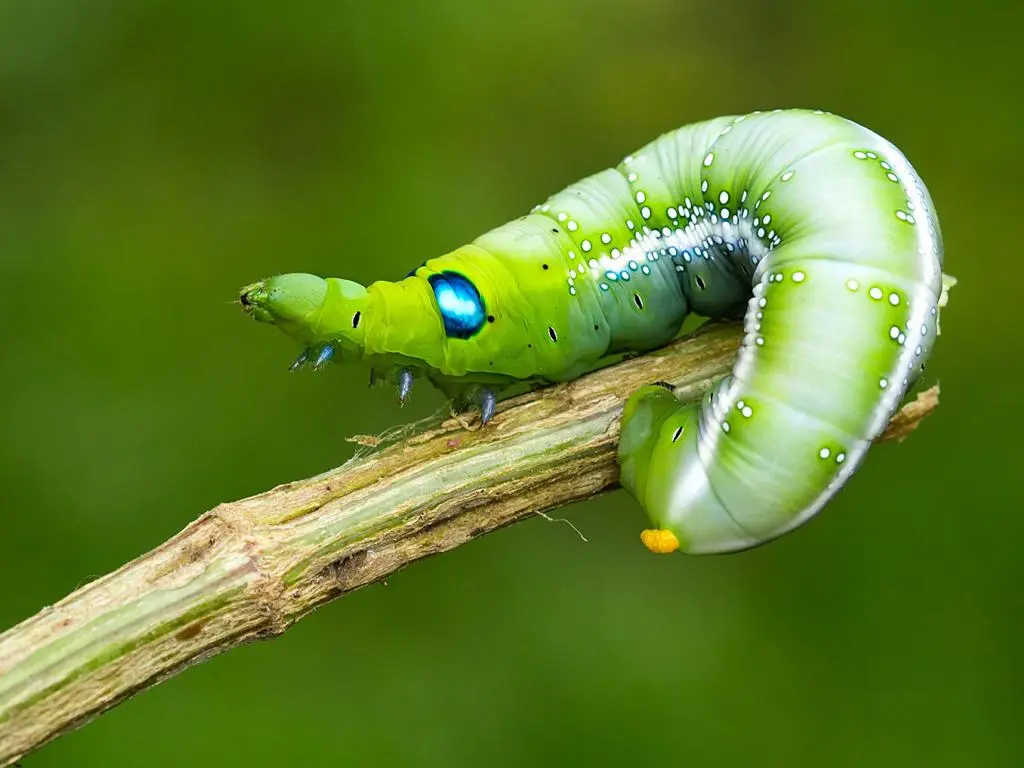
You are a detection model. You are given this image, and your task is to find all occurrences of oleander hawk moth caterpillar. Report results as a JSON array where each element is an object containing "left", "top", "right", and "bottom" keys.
[{"left": 240, "top": 108, "right": 946, "bottom": 556}]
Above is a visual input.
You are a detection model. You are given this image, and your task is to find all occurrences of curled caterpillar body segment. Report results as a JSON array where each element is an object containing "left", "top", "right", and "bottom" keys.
[{"left": 240, "top": 108, "right": 944, "bottom": 555}]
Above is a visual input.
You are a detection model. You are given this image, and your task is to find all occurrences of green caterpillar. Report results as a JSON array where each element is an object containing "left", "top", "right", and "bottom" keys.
[{"left": 240, "top": 108, "right": 944, "bottom": 555}]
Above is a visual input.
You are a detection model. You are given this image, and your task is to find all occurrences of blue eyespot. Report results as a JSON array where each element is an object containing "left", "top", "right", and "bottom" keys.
[{"left": 428, "top": 271, "right": 487, "bottom": 339}]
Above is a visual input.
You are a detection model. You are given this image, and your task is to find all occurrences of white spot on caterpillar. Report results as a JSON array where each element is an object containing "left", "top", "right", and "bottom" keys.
[
  {"left": 847, "top": 279, "right": 860, "bottom": 291},
  {"left": 601, "top": 232, "right": 611, "bottom": 244},
  {"left": 567, "top": 220, "right": 578, "bottom": 232},
  {"left": 581, "top": 240, "right": 592, "bottom": 252},
  {"left": 819, "top": 447, "right": 831, "bottom": 459},
  {"left": 742, "top": 406, "right": 753, "bottom": 418},
  {"left": 557, "top": 212, "right": 567, "bottom": 222},
  {"left": 869, "top": 287, "right": 884, "bottom": 300},
  {"left": 889, "top": 292, "right": 900, "bottom": 306},
  {"left": 781, "top": 170, "right": 795, "bottom": 181},
  {"left": 719, "top": 190, "right": 729, "bottom": 205},
  {"left": 854, "top": 151, "right": 868, "bottom": 159},
  {"left": 636, "top": 191, "right": 646, "bottom": 204},
  {"left": 701, "top": 180, "right": 709, "bottom": 193},
  {"left": 668, "top": 207, "right": 677, "bottom": 218},
  {"left": 627, "top": 172, "right": 638, "bottom": 182},
  {"left": 792, "top": 271, "right": 806, "bottom": 283},
  {"left": 568, "top": 250, "right": 576, "bottom": 259},
  {"left": 887, "top": 172, "right": 899, "bottom": 182},
  {"left": 641, "top": 206, "right": 651, "bottom": 219},
  {"left": 703, "top": 152, "right": 714, "bottom": 167},
  {"left": 722, "top": 421, "right": 730, "bottom": 433},
  {"left": 836, "top": 452, "right": 846, "bottom": 464},
  {"left": 890, "top": 326, "right": 900, "bottom": 339},
  {"left": 879, "top": 378, "right": 889, "bottom": 388}
]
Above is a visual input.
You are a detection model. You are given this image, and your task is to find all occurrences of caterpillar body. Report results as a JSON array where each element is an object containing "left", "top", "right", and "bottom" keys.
[{"left": 240, "top": 108, "right": 944, "bottom": 555}]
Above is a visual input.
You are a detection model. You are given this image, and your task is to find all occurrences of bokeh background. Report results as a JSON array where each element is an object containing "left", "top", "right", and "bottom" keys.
[{"left": 1, "top": 0, "right": 1021, "bottom": 765}]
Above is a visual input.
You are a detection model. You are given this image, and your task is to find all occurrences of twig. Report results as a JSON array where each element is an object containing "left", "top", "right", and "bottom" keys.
[{"left": 0, "top": 321, "right": 940, "bottom": 765}]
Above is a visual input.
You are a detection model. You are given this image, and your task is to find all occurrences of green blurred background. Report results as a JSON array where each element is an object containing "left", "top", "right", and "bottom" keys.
[{"left": 1, "top": 0, "right": 1020, "bottom": 765}]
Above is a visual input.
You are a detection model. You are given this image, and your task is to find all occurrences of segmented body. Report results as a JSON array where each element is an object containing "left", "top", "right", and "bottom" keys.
[{"left": 242, "top": 108, "right": 944, "bottom": 554}]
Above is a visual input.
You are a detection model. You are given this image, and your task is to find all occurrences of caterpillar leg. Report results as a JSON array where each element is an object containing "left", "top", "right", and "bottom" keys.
[
  {"left": 287, "top": 344, "right": 333, "bottom": 371},
  {"left": 313, "top": 345, "right": 334, "bottom": 369},
  {"left": 446, "top": 385, "right": 500, "bottom": 429},
  {"left": 479, "top": 388, "right": 497, "bottom": 425},
  {"left": 366, "top": 365, "right": 417, "bottom": 405},
  {"left": 618, "top": 384, "right": 762, "bottom": 554},
  {"left": 397, "top": 367, "right": 414, "bottom": 405},
  {"left": 619, "top": 385, "right": 690, "bottom": 551}
]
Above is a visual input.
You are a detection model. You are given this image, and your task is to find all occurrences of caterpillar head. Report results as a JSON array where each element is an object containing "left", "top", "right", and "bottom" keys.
[{"left": 240, "top": 273, "right": 369, "bottom": 354}]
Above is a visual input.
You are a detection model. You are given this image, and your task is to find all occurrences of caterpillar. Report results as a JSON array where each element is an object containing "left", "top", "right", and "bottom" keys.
[{"left": 240, "top": 108, "right": 945, "bottom": 556}]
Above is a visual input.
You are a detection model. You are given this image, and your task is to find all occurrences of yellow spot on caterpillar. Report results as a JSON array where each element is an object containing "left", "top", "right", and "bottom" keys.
[{"left": 640, "top": 528, "right": 680, "bottom": 554}]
